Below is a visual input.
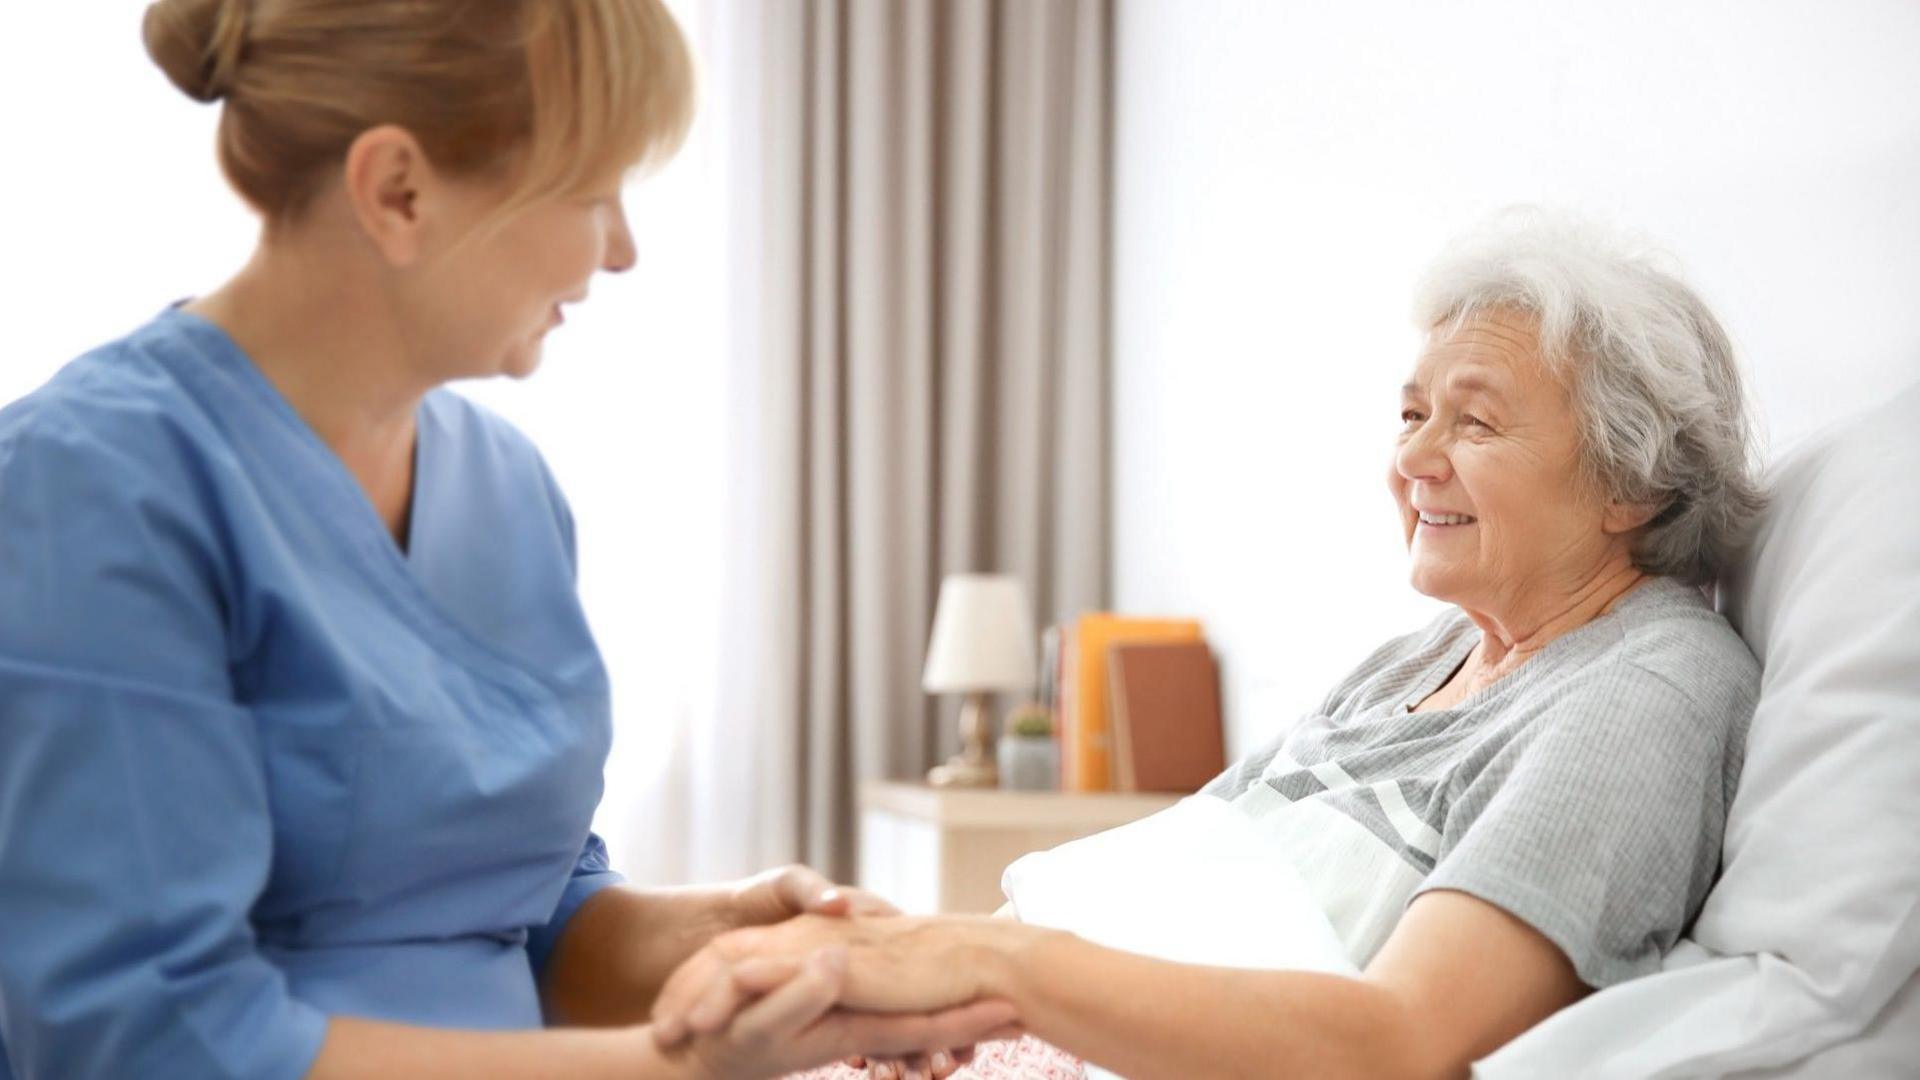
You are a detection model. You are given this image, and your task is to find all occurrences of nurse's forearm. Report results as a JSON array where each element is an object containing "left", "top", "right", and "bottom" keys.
[
  {"left": 541, "top": 883, "right": 758, "bottom": 1026},
  {"left": 305, "top": 1015, "right": 698, "bottom": 1079}
]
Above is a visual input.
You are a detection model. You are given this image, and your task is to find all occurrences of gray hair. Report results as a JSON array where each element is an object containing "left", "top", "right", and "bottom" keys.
[{"left": 1411, "top": 207, "right": 1766, "bottom": 586}]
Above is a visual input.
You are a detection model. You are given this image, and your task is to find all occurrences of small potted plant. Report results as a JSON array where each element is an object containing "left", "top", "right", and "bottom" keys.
[{"left": 997, "top": 703, "right": 1058, "bottom": 791}]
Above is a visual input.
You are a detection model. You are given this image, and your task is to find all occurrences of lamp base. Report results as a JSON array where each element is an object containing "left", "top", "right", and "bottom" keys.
[
  {"left": 927, "top": 755, "right": 999, "bottom": 788},
  {"left": 925, "top": 690, "right": 1000, "bottom": 788}
]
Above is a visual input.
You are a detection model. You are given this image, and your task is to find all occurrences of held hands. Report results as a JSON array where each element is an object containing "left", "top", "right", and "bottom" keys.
[
  {"left": 653, "top": 944, "right": 1017, "bottom": 1080},
  {"left": 656, "top": 914, "right": 997, "bottom": 1037},
  {"left": 654, "top": 912, "right": 1023, "bottom": 1079}
]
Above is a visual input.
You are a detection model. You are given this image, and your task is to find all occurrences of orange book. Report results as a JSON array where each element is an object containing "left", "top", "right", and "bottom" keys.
[{"left": 1066, "top": 614, "right": 1204, "bottom": 791}]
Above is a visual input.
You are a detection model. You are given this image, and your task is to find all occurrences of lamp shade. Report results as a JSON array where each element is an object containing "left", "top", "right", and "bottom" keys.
[{"left": 921, "top": 574, "right": 1038, "bottom": 693}]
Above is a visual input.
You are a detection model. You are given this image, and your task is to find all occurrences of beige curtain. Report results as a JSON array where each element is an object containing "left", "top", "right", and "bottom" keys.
[{"left": 682, "top": 0, "right": 1113, "bottom": 882}]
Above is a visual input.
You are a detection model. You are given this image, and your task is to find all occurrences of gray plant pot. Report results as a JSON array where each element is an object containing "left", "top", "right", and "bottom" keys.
[{"left": 997, "top": 734, "right": 1059, "bottom": 791}]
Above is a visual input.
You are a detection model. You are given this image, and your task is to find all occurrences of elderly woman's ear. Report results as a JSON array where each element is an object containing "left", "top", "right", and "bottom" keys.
[{"left": 1602, "top": 497, "right": 1669, "bottom": 536}]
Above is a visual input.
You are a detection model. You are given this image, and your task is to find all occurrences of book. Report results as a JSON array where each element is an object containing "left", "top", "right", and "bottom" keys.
[
  {"left": 1065, "top": 614, "right": 1205, "bottom": 791},
  {"left": 1108, "top": 641, "right": 1225, "bottom": 793}
]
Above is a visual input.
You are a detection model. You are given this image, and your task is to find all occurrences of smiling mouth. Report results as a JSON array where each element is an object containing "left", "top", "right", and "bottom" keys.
[{"left": 1416, "top": 512, "right": 1477, "bottom": 527}]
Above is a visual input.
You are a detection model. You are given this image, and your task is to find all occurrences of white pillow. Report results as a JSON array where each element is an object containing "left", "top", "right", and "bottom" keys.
[
  {"left": 1479, "top": 379, "right": 1920, "bottom": 1077},
  {"left": 1002, "top": 794, "right": 1358, "bottom": 977}
]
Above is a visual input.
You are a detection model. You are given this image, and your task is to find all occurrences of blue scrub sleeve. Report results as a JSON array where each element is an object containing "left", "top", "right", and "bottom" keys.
[
  {"left": 524, "top": 832, "right": 627, "bottom": 979},
  {"left": 0, "top": 420, "right": 330, "bottom": 1080}
]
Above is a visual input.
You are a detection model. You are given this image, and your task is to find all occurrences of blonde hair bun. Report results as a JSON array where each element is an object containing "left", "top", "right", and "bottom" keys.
[
  {"left": 135, "top": 0, "right": 693, "bottom": 223},
  {"left": 143, "top": 0, "right": 247, "bottom": 104}
]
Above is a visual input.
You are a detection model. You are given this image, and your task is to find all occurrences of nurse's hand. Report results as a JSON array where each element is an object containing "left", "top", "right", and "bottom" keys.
[
  {"left": 732, "top": 864, "right": 899, "bottom": 927},
  {"left": 666, "top": 945, "right": 1018, "bottom": 1080},
  {"left": 846, "top": 1046, "right": 975, "bottom": 1080},
  {"left": 725, "top": 871, "right": 976, "bottom": 1078}
]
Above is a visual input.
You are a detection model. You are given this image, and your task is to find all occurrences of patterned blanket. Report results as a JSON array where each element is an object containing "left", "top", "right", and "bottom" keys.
[{"left": 788, "top": 1036, "right": 1086, "bottom": 1079}]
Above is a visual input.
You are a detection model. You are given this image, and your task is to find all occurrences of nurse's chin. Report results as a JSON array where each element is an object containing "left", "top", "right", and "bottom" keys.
[{"left": 496, "top": 343, "right": 549, "bottom": 381}]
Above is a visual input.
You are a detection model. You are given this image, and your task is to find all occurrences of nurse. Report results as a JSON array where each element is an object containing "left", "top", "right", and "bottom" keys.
[{"left": 0, "top": 1, "right": 1012, "bottom": 1078}]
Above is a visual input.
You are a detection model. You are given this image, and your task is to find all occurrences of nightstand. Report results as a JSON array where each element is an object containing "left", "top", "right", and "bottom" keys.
[{"left": 857, "top": 780, "right": 1182, "bottom": 914}]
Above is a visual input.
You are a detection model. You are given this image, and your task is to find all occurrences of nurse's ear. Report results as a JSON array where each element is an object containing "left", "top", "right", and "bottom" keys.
[{"left": 340, "top": 124, "right": 438, "bottom": 268}]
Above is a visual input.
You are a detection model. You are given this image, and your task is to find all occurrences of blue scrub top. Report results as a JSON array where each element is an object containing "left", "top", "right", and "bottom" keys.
[{"left": 0, "top": 308, "right": 625, "bottom": 1079}]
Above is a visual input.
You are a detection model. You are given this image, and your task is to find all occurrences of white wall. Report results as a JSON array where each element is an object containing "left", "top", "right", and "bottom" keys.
[{"left": 1111, "top": 0, "right": 1920, "bottom": 755}]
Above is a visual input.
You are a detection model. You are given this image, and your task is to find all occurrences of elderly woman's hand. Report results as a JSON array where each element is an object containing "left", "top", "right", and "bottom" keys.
[
  {"left": 652, "top": 913, "right": 1026, "bottom": 1051},
  {"left": 844, "top": 903, "right": 1028, "bottom": 1079},
  {"left": 722, "top": 874, "right": 983, "bottom": 1078},
  {"left": 663, "top": 944, "right": 1018, "bottom": 1080}
]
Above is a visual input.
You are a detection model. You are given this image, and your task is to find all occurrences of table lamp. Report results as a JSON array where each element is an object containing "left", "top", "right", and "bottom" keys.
[{"left": 922, "top": 573, "right": 1037, "bottom": 787}]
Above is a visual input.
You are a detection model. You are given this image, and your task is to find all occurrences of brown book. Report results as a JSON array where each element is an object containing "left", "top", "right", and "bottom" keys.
[
  {"left": 1066, "top": 615, "right": 1204, "bottom": 791},
  {"left": 1108, "top": 641, "right": 1225, "bottom": 793}
]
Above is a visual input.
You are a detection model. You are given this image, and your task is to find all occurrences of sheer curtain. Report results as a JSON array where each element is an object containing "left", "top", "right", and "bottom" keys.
[{"left": 641, "top": 0, "right": 1117, "bottom": 885}]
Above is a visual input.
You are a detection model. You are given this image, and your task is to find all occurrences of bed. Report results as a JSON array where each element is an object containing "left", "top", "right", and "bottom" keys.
[{"left": 799, "top": 379, "right": 1920, "bottom": 1079}]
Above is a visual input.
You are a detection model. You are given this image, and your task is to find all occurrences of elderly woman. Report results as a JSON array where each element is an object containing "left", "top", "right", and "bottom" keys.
[{"left": 648, "top": 211, "right": 1767, "bottom": 1079}]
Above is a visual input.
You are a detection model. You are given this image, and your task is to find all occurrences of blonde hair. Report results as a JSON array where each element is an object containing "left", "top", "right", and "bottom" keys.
[{"left": 142, "top": 0, "right": 694, "bottom": 226}]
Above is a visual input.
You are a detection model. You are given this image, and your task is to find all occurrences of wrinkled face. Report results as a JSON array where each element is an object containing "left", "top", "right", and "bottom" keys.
[
  {"left": 1388, "top": 310, "right": 1620, "bottom": 616},
  {"left": 407, "top": 175, "right": 638, "bottom": 382}
]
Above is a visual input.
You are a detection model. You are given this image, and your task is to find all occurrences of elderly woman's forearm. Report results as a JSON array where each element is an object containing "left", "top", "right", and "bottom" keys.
[{"left": 984, "top": 932, "right": 1445, "bottom": 1080}]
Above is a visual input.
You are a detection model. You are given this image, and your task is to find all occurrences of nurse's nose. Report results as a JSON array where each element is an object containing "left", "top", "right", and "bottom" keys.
[{"left": 603, "top": 198, "right": 637, "bottom": 274}]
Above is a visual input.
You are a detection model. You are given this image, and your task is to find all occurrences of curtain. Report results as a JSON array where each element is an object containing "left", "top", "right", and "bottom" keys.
[{"left": 628, "top": 0, "right": 1113, "bottom": 885}]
